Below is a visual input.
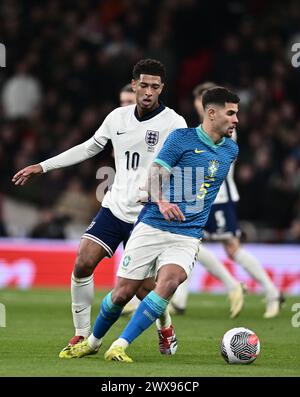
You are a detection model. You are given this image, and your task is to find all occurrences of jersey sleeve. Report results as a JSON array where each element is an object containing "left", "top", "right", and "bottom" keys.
[
  {"left": 154, "top": 129, "right": 185, "bottom": 172},
  {"left": 93, "top": 109, "right": 116, "bottom": 148},
  {"left": 40, "top": 137, "right": 103, "bottom": 173},
  {"left": 172, "top": 115, "right": 187, "bottom": 129}
]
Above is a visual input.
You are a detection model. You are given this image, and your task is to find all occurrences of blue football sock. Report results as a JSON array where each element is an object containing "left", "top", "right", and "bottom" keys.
[
  {"left": 120, "top": 291, "right": 169, "bottom": 344},
  {"left": 93, "top": 291, "right": 123, "bottom": 339}
]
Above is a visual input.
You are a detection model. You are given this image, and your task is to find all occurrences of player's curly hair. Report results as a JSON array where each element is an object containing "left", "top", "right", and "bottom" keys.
[{"left": 132, "top": 59, "right": 166, "bottom": 83}]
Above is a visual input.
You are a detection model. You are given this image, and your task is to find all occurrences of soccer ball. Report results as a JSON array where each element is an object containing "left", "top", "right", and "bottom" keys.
[{"left": 221, "top": 327, "right": 260, "bottom": 364}]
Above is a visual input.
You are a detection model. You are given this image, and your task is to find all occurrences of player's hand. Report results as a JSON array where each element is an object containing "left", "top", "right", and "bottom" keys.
[
  {"left": 137, "top": 186, "right": 149, "bottom": 204},
  {"left": 12, "top": 164, "right": 43, "bottom": 186},
  {"left": 158, "top": 200, "right": 185, "bottom": 223}
]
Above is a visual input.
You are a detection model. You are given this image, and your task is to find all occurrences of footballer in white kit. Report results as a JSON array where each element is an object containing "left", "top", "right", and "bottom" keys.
[
  {"left": 31, "top": 103, "right": 186, "bottom": 257},
  {"left": 83, "top": 102, "right": 186, "bottom": 254},
  {"left": 12, "top": 59, "right": 186, "bottom": 356}
]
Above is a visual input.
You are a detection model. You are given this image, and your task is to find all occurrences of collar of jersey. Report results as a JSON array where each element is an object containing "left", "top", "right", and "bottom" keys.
[
  {"left": 134, "top": 102, "right": 165, "bottom": 122},
  {"left": 196, "top": 124, "right": 225, "bottom": 148}
]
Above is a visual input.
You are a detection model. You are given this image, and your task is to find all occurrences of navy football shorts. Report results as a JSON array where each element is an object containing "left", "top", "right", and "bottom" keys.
[
  {"left": 204, "top": 202, "right": 241, "bottom": 241},
  {"left": 82, "top": 207, "right": 134, "bottom": 257}
]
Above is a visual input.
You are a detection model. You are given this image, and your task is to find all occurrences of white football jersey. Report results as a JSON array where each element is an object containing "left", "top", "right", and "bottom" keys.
[
  {"left": 213, "top": 130, "right": 239, "bottom": 204},
  {"left": 93, "top": 105, "right": 187, "bottom": 223}
]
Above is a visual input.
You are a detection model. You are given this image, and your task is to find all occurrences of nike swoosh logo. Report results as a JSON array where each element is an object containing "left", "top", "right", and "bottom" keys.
[
  {"left": 194, "top": 149, "right": 206, "bottom": 154},
  {"left": 74, "top": 308, "right": 86, "bottom": 314},
  {"left": 117, "top": 131, "right": 127, "bottom": 135}
]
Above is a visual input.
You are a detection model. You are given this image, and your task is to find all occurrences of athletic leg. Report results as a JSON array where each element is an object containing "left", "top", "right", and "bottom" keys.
[
  {"left": 105, "top": 264, "right": 185, "bottom": 362},
  {"left": 224, "top": 237, "right": 283, "bottom": 318},
  {"left": 59, "top": 207, "right": 130, "bottom": 358}
]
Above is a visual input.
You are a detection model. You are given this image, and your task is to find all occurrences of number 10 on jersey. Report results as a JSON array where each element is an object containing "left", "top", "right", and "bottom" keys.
[{"left": 125, "top": 151, "right": 140, "bottom": 170}]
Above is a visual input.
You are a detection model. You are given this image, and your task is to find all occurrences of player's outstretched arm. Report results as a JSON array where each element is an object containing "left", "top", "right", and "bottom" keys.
[
  {"left": 12, "top": 136, "right": 105, "bottom": 187},
  {"left": 12, "top": 164, "right": 43, "bottom": 186}
]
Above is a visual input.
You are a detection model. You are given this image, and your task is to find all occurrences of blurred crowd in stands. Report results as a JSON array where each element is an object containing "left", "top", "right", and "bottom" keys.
[{"left": 1, "top": 0, "right": 300, "bottom": 242}]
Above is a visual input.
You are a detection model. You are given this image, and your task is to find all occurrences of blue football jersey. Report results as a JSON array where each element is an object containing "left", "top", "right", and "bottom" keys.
[{"left": 141, "top": 125, "right": 239, "bottom": 238}]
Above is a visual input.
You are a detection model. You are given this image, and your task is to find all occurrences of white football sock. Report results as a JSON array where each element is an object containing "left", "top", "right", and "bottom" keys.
[
  {"left": 71, "top": 272, "right": 94, "bottom": 337},
  {"left": 87, "top": 333, "right": 102, "bottom": 350},
  {"left": 126, "top": 295, "right": 140, "bottom": 309},
  {"left": 234, "top": 248, "right": 279, "bottom": 300},
  {"left": 111, "top": 338, "right": 129, "bottom": 350},
  {"left": 198, "top": 246, "right": 238, "bottom": 292},
  {"left": 156, "top": 306, "right": 172, "bottom": 330},
  {"left": 170, "top": 278, "right": 189, "bottom": 310}
]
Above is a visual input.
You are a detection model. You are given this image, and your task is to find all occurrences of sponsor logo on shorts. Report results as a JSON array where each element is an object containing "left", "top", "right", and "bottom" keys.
[{"left": 121, "top": 255, "right": 131, "bottom": 269}]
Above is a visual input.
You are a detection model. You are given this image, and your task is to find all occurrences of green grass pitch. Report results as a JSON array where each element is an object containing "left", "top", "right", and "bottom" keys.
[{"left": 0, "top": 288, "right": 299, "bottom": 377}]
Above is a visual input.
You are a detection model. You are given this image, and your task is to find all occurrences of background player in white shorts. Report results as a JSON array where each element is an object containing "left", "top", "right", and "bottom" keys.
[{"left": 12, "top": 59, "right": 187, "bottom": 357}]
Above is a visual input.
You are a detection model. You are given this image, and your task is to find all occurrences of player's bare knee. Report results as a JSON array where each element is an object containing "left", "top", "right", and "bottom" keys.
[
  {"left": 225, "top": 247, "right": 235, "bottom": 260},
  {"left": 224, "top": 238, "right": 240, "bottom": 259},
  {"left": 156, "top": 266, "right": 186, "bottom": 296},
  {"left": 136, "top": 285, "right": 151, "bottom": 300},
  {"left": 74, "top": 253, "right": 97, "bottom": 278},
  {"left": 157, "top": 276, "right": 183, "bottom": 297},
  {"left": 112, "top": 286, "right": 135, "bottom": 306},
  {"left": 74, "top": 240, "right": 108, "bottom": 278},
  {"left": 134, "top": 278, "right": 155, "bottom": 300}
]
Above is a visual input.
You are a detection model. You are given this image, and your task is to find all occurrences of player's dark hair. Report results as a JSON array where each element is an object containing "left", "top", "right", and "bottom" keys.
[
  {"left": 133, "top": 59, "right": 166, "bottom": 83},
  {"left": 120, "top": 83, "right": 134, "bottom": 93},
  {"left": 202, "top": 87, "right": 240, "bottom": 109},
  {"left": 193, "top": 81, "right": 216, "bottom": 98}
]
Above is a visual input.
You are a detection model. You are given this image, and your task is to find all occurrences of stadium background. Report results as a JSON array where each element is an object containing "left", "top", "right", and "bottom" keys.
[{"left": 0, "top": 0, "right": 300, "bottom": 294}]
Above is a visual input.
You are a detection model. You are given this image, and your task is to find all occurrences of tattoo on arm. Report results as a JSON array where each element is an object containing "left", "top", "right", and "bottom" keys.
[{"left": 147, "top": 163, "right": 170, "bottom": 203}]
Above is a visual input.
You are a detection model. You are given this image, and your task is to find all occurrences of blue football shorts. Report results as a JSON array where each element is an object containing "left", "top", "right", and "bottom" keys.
[
  {"left": 82, "top": 207, "right": 134, "bottom": 257},
  {"left": 204, "top": 202, "right": 241, "bottom": 241}
]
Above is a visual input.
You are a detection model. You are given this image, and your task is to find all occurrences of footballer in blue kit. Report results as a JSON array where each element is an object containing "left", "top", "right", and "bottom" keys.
[
  {"left": 68, "top": 87, "right": 240, "bottom": 362},
  {"left": 170, "top": 81, "right": 283, "bottom": 320}
]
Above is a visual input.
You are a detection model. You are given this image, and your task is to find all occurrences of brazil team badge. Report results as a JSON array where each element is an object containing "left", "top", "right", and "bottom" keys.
[
  {"left": 121, "top": 255, "right": 131, "bottom": 270},
  {"left": 208, "top": 160, "right": 219, "bottom": 178}
]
